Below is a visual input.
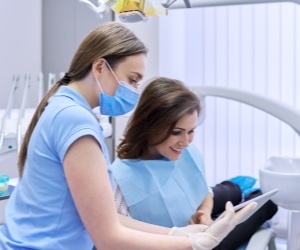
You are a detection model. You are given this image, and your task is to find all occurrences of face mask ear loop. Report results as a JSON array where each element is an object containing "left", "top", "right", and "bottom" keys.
[
  {"left": 104, "top": 60, "right": 140, "bottom": 95},
  {"left": 95, "top": 76, "right": 104, "bottom": 93},
  {"left": 104, "top": 60, "right": 121, "bottom": 83}
]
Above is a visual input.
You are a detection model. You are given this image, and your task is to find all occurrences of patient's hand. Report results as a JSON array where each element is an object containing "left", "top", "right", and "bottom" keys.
[{"left": 189, "top": 210, "right": 213, "bottom": 226}]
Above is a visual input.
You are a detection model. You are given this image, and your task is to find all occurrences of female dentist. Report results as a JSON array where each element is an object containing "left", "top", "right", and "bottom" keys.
[{"left": 0, "top": 22, "right": 255, "bottom": 250}]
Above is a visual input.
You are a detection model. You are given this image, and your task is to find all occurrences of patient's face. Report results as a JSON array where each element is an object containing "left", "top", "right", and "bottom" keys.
[{"left": 152, "top": 110, "right": 198, "bottom": 161}]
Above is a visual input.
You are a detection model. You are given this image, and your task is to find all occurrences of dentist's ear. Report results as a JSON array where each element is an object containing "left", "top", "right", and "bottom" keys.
[{"left": 92, "top": 58, "right": 106, "bottom": 76}]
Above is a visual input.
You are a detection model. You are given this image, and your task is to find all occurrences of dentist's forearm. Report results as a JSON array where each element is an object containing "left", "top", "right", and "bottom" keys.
[{"left": 118, "top": 214, "right": 170, "bottom": 235}]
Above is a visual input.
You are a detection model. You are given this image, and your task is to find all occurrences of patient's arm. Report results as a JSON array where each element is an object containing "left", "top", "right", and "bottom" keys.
[{"left": 189, "top": 193, "right": 214, "bottom": 226}]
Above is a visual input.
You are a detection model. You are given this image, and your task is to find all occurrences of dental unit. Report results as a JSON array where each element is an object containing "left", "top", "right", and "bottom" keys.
[
  {"left": 0, "top": 73, "right": 113, "bottom": 179},
  {"left": 191, "top": 85, "right": 300, "bottom": 250}
]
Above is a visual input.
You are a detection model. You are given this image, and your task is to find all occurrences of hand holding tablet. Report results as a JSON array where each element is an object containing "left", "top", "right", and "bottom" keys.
[
  {"left": 189, "top": 189, "right": 278, "bottom": 250},
  {"left": 214, "top": 188, "right": 278, "bottom": 225},
  {"left": 189, "top": 201, "right": 257, "bottom": 249}
]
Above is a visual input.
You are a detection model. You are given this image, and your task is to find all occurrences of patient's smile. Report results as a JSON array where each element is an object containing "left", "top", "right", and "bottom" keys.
[{"left": 170, "top": 147, "right": 184, "bottom": 155}]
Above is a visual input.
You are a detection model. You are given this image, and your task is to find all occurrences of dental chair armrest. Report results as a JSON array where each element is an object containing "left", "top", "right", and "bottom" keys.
[{"left": 245, "top": 228, "right": 277, "bottom": 250}]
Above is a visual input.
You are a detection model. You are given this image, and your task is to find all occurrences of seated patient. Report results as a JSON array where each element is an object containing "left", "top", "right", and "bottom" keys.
[{"left": 112, "top": 77, "right": 278, "bottom": 250}]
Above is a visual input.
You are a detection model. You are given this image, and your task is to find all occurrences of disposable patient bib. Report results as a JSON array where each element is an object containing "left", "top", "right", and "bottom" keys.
[{"left": 112, "top": 143, "right": 209, "bottom": 227}]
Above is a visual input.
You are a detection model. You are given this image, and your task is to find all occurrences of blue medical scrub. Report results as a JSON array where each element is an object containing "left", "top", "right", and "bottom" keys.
[{"left": 0, "top": 86, "right": 113, "bottom": 250}]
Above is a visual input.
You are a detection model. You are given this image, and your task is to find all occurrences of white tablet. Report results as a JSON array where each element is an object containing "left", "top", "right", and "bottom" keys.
[{"left": 213, "top": 188, "right": 278, "bottom": 225}]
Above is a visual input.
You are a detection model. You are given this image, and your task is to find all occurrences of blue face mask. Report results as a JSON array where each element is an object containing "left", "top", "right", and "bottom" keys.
[{"left": 96, "top": 62, "right": 140, "bottom": 116}]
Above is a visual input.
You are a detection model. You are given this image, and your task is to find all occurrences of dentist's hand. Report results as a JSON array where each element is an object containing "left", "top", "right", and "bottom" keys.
[
  {"left": 188, "top": 201, "right": 257, "bottom": 250},
  {"left": 169, "top": 224, "right": 208, "bottom": 236}
]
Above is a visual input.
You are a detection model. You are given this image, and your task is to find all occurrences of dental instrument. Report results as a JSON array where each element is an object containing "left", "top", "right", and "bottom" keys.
[{"left": 0, "top": 75, "right": 19, "bottom": 153}]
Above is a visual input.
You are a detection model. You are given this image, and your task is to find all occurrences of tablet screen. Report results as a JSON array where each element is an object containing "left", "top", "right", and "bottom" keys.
[{"left": 213, "top": 188, "right": 278, "bottom": 225}]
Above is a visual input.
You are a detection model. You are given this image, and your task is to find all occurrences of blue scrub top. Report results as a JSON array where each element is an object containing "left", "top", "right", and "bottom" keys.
[{"left": 0, "top": 86, "right": 113, "bottom": 250}]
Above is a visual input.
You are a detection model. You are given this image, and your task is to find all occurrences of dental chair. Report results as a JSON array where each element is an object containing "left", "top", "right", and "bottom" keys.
[
  {"left": 241, "top": 228, "right": 277, "bottom": 250},
  {"left": 191, "top": 86, "right": 285, "bottom": 250}
]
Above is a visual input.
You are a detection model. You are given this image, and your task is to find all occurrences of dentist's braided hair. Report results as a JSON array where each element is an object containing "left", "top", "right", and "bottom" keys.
[{"left": 18, "top": 21, "right": 147, "bottom": 176}]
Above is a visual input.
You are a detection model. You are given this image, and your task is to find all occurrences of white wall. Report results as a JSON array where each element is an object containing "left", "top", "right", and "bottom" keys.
[
  {"left": 117, "top": 16, "right": 160, "bottom": 84},
  {"left": 0, "top": 0, "right": 42, "bottom": 109},
  {"left": 0, "top": 0, "right": 42, "bottom": 223},
  {"left": 42, "top": 0, "right": 112, "bottom": 78}
]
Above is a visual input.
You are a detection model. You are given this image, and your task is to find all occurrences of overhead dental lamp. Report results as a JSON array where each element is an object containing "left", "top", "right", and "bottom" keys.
[
  {"left": 80, "top": 0, "right": 300, "bottom": 23},
  {"left": 79, "top": 0, "right": 167, "bottom": 22}
]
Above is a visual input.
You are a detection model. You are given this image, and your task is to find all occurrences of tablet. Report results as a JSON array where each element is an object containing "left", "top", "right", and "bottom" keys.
[{"left": 213, "top": 188, "right": 278, "bottom": 225}]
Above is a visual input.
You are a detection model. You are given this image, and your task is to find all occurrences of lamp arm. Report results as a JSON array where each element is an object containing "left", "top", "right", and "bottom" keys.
[
  {"left": 162, "top": 0, "right": 300, "bottom": 9},
  {"left": 190, "top": 86, "right": 300, "bottom": 137}
]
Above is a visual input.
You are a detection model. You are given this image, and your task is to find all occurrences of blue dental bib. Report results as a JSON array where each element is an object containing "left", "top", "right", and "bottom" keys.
[{"left": 112, "top": 143, "right": 209, "bottom": 227}]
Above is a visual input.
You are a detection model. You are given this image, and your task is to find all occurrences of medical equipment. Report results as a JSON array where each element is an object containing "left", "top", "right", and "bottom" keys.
[
  {"left": 0, "top": 74, "right": 43, "bottom": 178},
  {"left": 0, "top": 73, "right": 114, "bottom": 179},
  {"left": 80, "top": 0, "right": 167, "bottom": 22},
  {"left": 114, "top": 0, "right": 147, "bottom": 22},
  {"left": 162, "top": 0, "right": 300, "bottom": 9},
  {"left": 17, "top": 74, "right": 32, "bottom": 155},
  {"left": 48, "top": 73, "right": 57, "bottom": 91},
  {"left": 0, "top": 75, "right": 19, "bottom": 154},
  {"left": 191, "top": 85, "right": 300, "bottom": 250},
  {"left": 260, "top": 157, "right": 300, "bottom": 250},
  {"left": 79, "top": 0, "right": 300, "bottom": 22},
  {"left": 191, "top": 86, "right": 300, "bottom": 137},
  {"left": 213, "top": 189, "right": 278, "bottom": 224},
  {"left": 0, "top": 175, "right": 9, "bottom": 196},
  {"left": 189, "top": 201, "right": 257, "bottom": 250}
]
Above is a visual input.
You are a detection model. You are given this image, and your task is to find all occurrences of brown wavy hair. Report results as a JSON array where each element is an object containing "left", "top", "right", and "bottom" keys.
[
  {"left": 117, "top": 77, "right": 201, "bottom": 159},
  {"left": 18, "top": 21, "right": 147, "bottom": 177}
]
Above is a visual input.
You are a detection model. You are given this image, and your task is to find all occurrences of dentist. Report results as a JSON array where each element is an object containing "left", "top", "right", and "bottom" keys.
[{"left": 0, "top": 22, "right": 255, "bottom": 250}]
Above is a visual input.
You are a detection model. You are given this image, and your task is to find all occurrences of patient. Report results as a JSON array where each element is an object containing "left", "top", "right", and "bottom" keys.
[{"left": 112, "top": 77, "right": 278, "bottom": 250}]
